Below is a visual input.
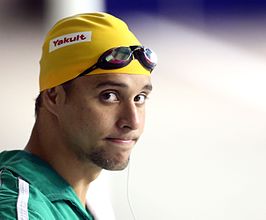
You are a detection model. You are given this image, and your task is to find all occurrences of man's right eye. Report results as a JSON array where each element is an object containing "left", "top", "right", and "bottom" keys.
[{"left": 100, "top": 92, "right": 119, "bottom": 103}]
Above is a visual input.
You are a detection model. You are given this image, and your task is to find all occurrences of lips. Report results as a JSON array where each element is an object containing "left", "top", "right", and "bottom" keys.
[
  {"left": 106, "top": 138, "right": 135, "bottom": 143},
  {"left": 105, "top": 136, "right": 137, "bottom": 146}
]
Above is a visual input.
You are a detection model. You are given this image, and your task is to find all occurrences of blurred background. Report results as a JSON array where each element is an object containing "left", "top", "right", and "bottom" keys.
[{"left": 1, "top": 0, "right": 266, "bottom": 219}]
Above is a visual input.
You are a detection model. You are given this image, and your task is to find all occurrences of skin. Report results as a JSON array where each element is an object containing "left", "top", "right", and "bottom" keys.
[{"left": 25, "top": 73, "right": 152, "bottom": 207}]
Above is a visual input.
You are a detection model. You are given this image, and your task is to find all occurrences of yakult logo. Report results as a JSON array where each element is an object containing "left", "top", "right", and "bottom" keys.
[{"left": 49, "top": 31, "right": 92, "bottom": 52}]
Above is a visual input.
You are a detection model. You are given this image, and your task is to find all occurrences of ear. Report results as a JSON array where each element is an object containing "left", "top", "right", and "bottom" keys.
[{"left": 42, "top": 86, "right": 66, "bottom": 117}]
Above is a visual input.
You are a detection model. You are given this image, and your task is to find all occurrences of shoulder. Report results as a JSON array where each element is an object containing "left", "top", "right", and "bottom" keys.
[{"left": 0, "top": 169, "right": 47, "bottom": 220}]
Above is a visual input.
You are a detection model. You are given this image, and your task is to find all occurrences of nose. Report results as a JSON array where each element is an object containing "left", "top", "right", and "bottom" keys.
[{"left": 116, "top": 102, "right": 141, "bottom": 131}]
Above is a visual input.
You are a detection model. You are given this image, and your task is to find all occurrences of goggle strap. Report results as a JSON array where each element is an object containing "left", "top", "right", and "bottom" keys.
[{"left": 78, "top": 64, "right": 98, "bottom": 77}]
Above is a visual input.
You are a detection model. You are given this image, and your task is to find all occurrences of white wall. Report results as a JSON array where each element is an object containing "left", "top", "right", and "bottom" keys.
[
  {"left": 45, "top": 0, "right": 105, "bottom": 30},
  {"left": 0, "top": 24, "right": 40, "bottom": 150}
]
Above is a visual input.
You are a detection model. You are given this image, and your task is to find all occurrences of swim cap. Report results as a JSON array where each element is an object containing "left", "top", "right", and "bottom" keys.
[{"left": 39, "top": 12, "right": 150, "bottom": 91}]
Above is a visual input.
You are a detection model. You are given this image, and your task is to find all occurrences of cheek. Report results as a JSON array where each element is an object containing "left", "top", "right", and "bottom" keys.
[
  {"left": 77, "top": 105, "right": 115, "bottom": 133},
  {"left": 59, "top": 106, "right": 108, "bottom": 144},
  {"left": 142, "top": 115, "right": 146, "bottom": 130},
  {"left": 138, "top": 109, "right": 146, "bottom": 131}
]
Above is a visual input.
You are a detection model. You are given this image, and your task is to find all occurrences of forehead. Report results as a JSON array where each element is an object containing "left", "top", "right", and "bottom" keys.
[{"left": 75, "top": 73, "right": 152, "bottom": 91}]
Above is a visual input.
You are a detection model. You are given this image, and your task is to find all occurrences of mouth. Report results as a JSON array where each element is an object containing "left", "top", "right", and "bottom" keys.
[{"left": 105, "top": 137, "right": 137, "bottom": 147}]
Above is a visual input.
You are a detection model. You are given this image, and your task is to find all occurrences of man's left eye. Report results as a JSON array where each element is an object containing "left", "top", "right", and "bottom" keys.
[{"left": 134, "top": 94, "right": 147, "bottom": 104}]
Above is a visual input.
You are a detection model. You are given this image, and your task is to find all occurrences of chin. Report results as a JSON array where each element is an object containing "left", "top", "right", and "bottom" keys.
[
  {"left": 100, "top": 157, "right": 130, "bottom": 171},
  {"left": 89, "top": 149, "right": 130, "bottom": 171}
]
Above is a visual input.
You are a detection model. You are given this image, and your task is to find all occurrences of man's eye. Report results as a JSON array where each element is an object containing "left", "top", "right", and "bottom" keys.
[
  {"left": 134, "top": 94, "right": 147, "bottom": 104},
  {"left": 100, "top": 92, "right": 119, "bottom": 103}
]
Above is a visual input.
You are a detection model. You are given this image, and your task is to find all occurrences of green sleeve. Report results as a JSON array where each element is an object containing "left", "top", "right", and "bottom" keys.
[
  {"left": 0, "top": 169, "right": 44, "bottom": 220},
  {"left": 0, "top": 169, "right": 18, "bottom": 219}
]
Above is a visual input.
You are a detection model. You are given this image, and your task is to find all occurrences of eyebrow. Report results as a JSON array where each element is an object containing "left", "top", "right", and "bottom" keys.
[
  {"left": 96, "top": 81, "right": 128, "bottom": 89},
  {"left": 95, "top": 80, "right": 153, "bottom": 91},
  {"left": 143, "top": 84, "right": 153, "bottom": 91}
]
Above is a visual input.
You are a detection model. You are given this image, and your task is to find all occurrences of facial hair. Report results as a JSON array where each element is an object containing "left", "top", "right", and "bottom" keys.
[
  {"left": 89, "top": 149, "right": 130, "bottom": 170},
  {"left": 73, "top": 146, "right": 130, "bottom": 171}
]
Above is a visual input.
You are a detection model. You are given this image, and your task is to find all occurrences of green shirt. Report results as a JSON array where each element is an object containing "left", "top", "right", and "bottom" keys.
[{"left": 0, "top": 150, "right": 94, "bottom": 220}]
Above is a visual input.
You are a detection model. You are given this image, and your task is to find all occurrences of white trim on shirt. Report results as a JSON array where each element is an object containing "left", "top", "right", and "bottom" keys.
[{"left": 17, "top": 177, "right": 29, "bottom": 220}]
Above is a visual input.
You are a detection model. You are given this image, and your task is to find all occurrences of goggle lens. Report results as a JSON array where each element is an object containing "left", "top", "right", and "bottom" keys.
[
  {"left": 104, "top": 47, "right": 131, "bottom": 64},
  {"left": 145, "top": 48, "right": 157, "bottom": 67}
]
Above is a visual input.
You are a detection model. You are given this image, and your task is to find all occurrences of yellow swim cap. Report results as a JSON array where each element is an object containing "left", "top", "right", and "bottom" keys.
[{"left": 39, "top": 12, "right": 150, "bottom": 91}]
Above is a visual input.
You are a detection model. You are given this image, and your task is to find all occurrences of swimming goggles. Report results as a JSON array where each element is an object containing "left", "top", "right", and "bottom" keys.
[{"left": 78, "top": 46, "right": 157, "bottom": 77}]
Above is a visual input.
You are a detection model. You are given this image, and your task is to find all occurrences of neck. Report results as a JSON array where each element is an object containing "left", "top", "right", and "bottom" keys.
[{"left": 25, "top": 116, "right": 101, "bottom": 207}]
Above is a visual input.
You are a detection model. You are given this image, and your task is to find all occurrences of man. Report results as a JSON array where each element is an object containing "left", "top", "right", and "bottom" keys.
[{"left": 0, "top": 12, "right": 157, "bottom": 219}]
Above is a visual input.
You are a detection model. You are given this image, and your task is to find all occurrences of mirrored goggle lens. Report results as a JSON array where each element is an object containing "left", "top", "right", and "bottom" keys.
[
  {"left": 104, "top": 47, "right": 131, "bottom": 64},
  {"left": 99, "top": 46, "right": 157, "bottom": 71},
  {"left": 144, "top": 48, "right": 157, "bottom": 67}
]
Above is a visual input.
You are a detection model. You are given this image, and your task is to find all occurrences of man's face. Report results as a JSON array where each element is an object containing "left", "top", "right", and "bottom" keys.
[{"left": 57, "top": 73, "right": 152, "bottom": 170}]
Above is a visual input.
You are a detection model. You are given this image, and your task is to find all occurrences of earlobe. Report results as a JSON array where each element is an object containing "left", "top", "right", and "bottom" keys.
[{"left": 42, "top": 87, "right": 65, "bottom": 117}]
